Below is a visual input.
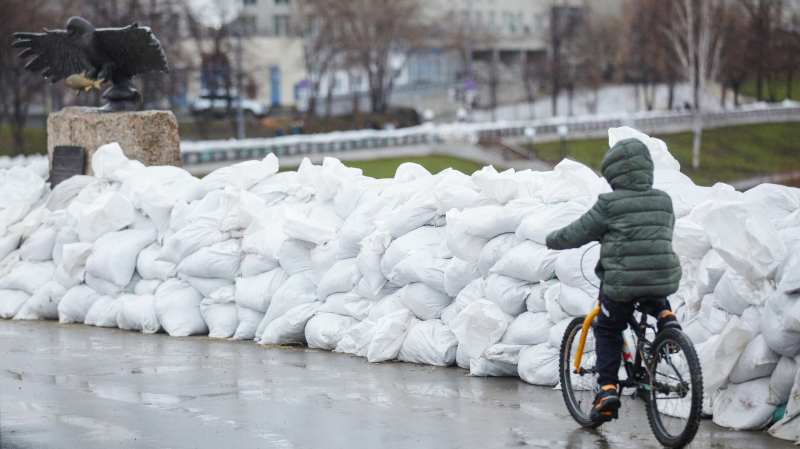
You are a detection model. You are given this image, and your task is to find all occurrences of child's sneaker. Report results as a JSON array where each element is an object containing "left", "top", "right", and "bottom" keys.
[
  {"left": 657, "top": 310, "right": 681, "bottom": 333},
  {"left": 590, "top": 385, "right": 621, "bottom": 423}
]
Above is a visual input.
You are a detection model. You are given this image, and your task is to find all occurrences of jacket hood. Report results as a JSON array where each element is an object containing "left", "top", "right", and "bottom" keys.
[{"left": 601, "top": 138, "right": 654, "bottom": 191}]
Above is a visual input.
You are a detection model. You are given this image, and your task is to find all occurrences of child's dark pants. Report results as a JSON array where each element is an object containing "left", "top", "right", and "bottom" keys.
[{"left": 594, "top": 286, "right": 671, "bottom": 387}]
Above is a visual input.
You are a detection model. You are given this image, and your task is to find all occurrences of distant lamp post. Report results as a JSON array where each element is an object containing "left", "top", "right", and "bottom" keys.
[
  {"left": 524, "top": 126, "right": 536, "bottom": 159},
  {"left": 557, "top": 124, "right": 569, "bottom": 160}
]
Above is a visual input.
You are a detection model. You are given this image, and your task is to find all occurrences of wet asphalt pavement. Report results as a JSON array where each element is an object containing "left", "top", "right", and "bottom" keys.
[{"left": 0, "top": 319, "right": 789, "bottom": 448}]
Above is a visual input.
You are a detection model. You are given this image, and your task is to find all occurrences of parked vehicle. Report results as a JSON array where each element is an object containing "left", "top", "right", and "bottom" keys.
[{"left": 191, "top": 89, "right": 269, "bottom": 118}]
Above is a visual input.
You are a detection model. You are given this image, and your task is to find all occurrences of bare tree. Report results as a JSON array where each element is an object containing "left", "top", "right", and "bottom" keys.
[
  {"left": 331, "top": 0, "right": 427, "bottom": 114},
  {"left": 719, "top": 4, "right": 750, "bottom": 107},
  {"left": 549, "top": 4, "right": 583, "bottom": 117},
  {"left": 665, "top": 0, "right": 725, "bottom": 169},
  {"left": 738, "top": 0, "right": 784, "bottom": 102},
  {"left": 291, "top": 0, "right": 337, "bottom": 119}
]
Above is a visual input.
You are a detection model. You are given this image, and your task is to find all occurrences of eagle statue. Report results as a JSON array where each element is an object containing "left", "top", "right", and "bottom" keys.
[{"left": 13, "top": 17, "right": 170, "bottom": 112}]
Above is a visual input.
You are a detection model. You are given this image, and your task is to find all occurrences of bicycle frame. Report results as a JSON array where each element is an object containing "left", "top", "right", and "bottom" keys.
[{"left": 573, "top": 301, "right": 652, "bottom": 391}]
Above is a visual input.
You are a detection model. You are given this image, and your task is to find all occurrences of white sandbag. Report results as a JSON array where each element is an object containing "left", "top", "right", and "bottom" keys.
[
  {"left": 305, "top": 313, "right": 360, "bottom": 350},
  {"left": 445, "top": 207, "right": 497, "bottom": 262},
  {"left": 259, "top": 271, "right": 318, "bottom": 331},
  {"left": 91, "top": 142, "right": 145, "bottom": 183},
  {"left": 397, "top": 320, "right": 458, "bottom": 366},
  {"left": 713, "top": 378, "right": 777, "bottom": 430},
  {"left": 234, "top": 268, "right": 289, "bottom": 312},
  {"left": 768, "top": 356, "right": 798, "bottom": 406},
  {"left": 526, "top": 282, "right": 547, "bottom": 313},
  {"left": 558, "top": 283, "right": 596, "bottom": 317},
  {"left": 19, "top": 224, "right": 57, "bottom": 261},
  {"left": 554, "top": 243, "right": 600, "bottom": 294},
  {"left": 683, "top": 320, "right": 714, "bottom": 345},
  {"left": 776, "top": 249, "right": 800, "bottom": 295},
  {"left": 0, "top": 233, "right": 21, "bottom": 262},
  {"left": 672, "top": 218, "right": 711, "bottom": 259},
  {"left": 443, "top": 258, "right": 481, "bottom": 297},
  {"left": 545, "top": 282, "right": 570, "bottom": 323},
  {"left": 283, "top": 206, "right": 340, "bottom": 245},
  {"left": 515, "top": 201, "right": 590, "bottom": 245},
  {"left": 398, "top": 282, "right": 452, "bottom": 320},
  {"left": 319, "top": 293, "right": 374, "bottom": 321},
  {"left": 699, "top": 316, "right": 758, "bottom": 394},
  {"left": 136, "top": 243, "right": 177, "bottom": 281},
  {"left": 158, "top": 219, "right": 231, "bottom": 265},
  {"left": 380, "top": 226, "right": 446, "bottom": 278},
  {"left": 696, "top": 249, "right": 727, "bottom": 297},
  {"left": 765, "top": 291, "right": 800, "bottom": 356},
  {"left": 186, "top": 187, "right": 266, "bottom": 233},
  {"left": 471, "top": 166, "right": 519, "bottom": 204},
  {"left": 449, "top": 300, "right": 513, "bottom": 360},
  {"left": 86, "top": 229, "right": 156, "bottom": 287},
  {"left": 441, "top": 277, "right": 486, "bottom": 325},
  {"left": 741, "top": 184, "right": 800, "bottom": 229},
  {"left": 490, "top": 241, "right": 560, "bottom": 284},
  {"left": 335, "top": 319, "right": 376, "bottom": 354},
  {"left": 548, "top": 318, "right": 574, "bottom": 348},
  {"left": 85, "top": 273, "right": 124, "bottom": 297},
  {"left": 455, "top": 343, "right": 471, "bottom": 369},
  {"left": 484, "top": 274, "right": 531, "bottom": 317},
  {"left": 729, "top": 335, "right": 780, "bottom": 384},
  {"left": 502, "top": 312, "right": 553, "bottom": 345},
  {"left": 388, "top": 248, "right": 448, "bottom": 293},
  {"left": 310, "top": 239, "right": 339, "bottom": 281},
  {"left": 84, "top": 296, "right": 122, "bottom": 327},
  {"left": 58, "top": 284, "right": 102, "bottom": 324},
  {"left": 367, "top": 308, "right": 417, "bottom": 362},
  {"left": 356, "top": 247, "right": 387, "bottom": 297},
  {"left": 0, "top": 260, "right": 55, "bottom": 294},
  {"left": 697, "top": 294, "right": 734, "bottom": 335},
  {"left": 278, "top": 239, "right": 315, "bottom": 276},
  {"left": 200, "top": 286, "right": 239, "bottom": 338},
  {"left": 153, "top": 279, "right": 208, "bottom": 337},
  {"left": 367, "top": 290, "right": 406, "bottom": 321},
  {"left": 0, "top": 289, "right": 31, "bottom": 319},
  {"left": 517, "top": 343, "right": 560, "bottom": 386},
  {"left": 535, "top": 159, "right": 598, "bottom": 203},
  {"left": 241, "top": 253, "right": 277, "bottom": 278},
  {"left": 317, "top": 258, "right": 362, "bottom": 300},
  {"left": 477, "top": 233, "right": 518, "bottom": 277},
  {"left": 232, "top": 306, "right": 264, "bottom": 340},
  {"left": 65, "top": 191, "right": 135, "bottom": 243},
  {"left": 178, "top": 274, "right": 233, "bottom": 298},
  {"left": 177, "top": 239, "right": 244, "bottom": 280},
  {"left": 116, "top": 294, "right": 161, "bottom": 333},
  {"left": 484, "top": 343, "right": 527, "bottom": 365},
  {"left": 703, "top": 201, "right": 787, "bottom": 279},
  {"left": 470, "top": 358, "right": 519, "bottom": 377},
  {"left": 713, "top": 269, "right": 774, "bottom": 315},
  {"left": 13, "top": 281, "right": 67, "bottom": 321},
  {"left": 260, "top": 302, "right": 322, "bottom": 345}
]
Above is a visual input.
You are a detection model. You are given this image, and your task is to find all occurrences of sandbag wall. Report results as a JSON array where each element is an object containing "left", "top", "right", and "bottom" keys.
[{"left": 0, "top": 127, "right": 799, "bottom": 442}]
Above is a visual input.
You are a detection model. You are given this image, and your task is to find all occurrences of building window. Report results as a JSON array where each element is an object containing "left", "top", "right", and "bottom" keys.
[
  {"left": 244, "top": 0, "right": 257, "bottom": 4},
  {"left": 274, "top": 0, "right": 288, "bottom": 4},
  {"left": 242, "top": 16, "right": 257, "bottom": 36},
  {"left": 274, "top": 14, "right": 290, "bottom": 36}
]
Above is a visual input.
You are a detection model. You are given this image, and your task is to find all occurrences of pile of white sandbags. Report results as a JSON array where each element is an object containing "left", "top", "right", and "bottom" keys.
[{"left": 1, "top": 126, "right": 799, "bottom": 442}]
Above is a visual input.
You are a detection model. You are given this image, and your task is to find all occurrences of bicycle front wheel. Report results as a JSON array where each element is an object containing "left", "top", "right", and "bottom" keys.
[
  {"left": 645, "top": 328, "right": 703, "bottom": 448},
  {"left": 559, "top": 316, "right": 602, "bottom": 428}
]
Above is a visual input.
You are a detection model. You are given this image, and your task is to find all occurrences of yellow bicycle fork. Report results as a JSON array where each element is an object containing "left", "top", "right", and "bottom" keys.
[{"left": 573, "top": 301, "right": 600, "bottom": 374}]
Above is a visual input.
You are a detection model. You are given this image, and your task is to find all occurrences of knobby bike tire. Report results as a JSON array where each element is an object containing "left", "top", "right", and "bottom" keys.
[
  {"left": 645, "top": 328, "right": 703, "bottom": 448},
  {"left": 559, "top": 316, "right": 603, "bottom": 429}
]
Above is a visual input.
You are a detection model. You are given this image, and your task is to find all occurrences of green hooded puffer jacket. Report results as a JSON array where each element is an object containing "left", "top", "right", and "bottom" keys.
[{"left": 545, "top": 138, "right": 682, "bottom": 302}]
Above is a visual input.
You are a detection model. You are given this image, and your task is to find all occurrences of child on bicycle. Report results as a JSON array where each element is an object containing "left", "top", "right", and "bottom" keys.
[{"left": 546, "top": 138, "right": 682, "bottom": 424}]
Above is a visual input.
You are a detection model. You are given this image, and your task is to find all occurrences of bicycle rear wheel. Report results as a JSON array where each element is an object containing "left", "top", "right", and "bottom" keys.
[
  {"left": 559, "top": 317, "right": 602, "bottom": 428},
  {"left": 645, "top": 328, "right": 703, "bottom": 448}
]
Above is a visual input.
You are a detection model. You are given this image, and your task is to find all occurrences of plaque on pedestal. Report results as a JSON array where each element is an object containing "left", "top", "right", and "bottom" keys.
[{"left": 50, "top": 146, "right": 85, "bottom": 187}]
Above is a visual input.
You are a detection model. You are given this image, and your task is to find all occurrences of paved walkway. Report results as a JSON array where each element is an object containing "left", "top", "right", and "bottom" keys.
[{"left": 0, "top": 320, "right": 789, "bottom": 448}]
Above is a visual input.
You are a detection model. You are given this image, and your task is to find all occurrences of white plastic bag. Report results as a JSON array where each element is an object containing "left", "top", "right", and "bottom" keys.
[
  {"left": 84, "top": 296, "right": 122, "bottom": 327},
  {"left": 768, "top": 356, "right": 798, "bottom": 406},
  {"left": 554, "top": 243, "right": 600, "bottom": 294},
  {"left": 517, "top": 343, "right": 560, "bottom": 386},
  {"left": 317, "top": 258, "right": 362, "bottom": 300},
  {"left": 19, "top": 224, "right": 57, "bottom": 261},
  {"left": 137, "top": 243, "right": 177, "bottom": 281},
  {"left": 0, "top": 260, "right": 55, "bottom": 294},
  {"left": 367, "top": 309, "right": 417, "bottom": 362},
  {"left": 86, "top": 229, "right": 156, "bottom": 286},
  {"left": 515, "top": 201, "right": 590, "bottom": 245},
  {"left": 58, "top": 284, "right": 102, "bottom": 324},
  {"left": 200, "top": 286, "right": 239, "bottom": 338},
  {"left": 116, "top": 294, "right": 161, "bottom": 333},
  {"left": 234, "top": 268, "right": 289, "bottom": 312},
  {"left": 443, "top": 258, "right": 481, "bottom": 297},
  {"left": 484, "top": 274, "right": 531, "bottom": 317},
  {"left": 448, "top": 300, "right": 513, "bottom": 360},
  {"left": 177, "top": 239, "right": 244, "bottom": 280},
  {"left": 397, "top": 320, "right": 458, "bottom": 366},
  {"left": 0, "top": 289, "right": 30, "bottom": 319},
  {"left": 260, "top": 302, "right": 321, "bottom": 345},
  {"left": 304, "top": 313, "right": 359, "bottom": 350},
  {"left": 13, "top": 281, "right": 66, "bottom": 321},
  {"left": 728, "top": 335, "right": 780, "bottom": 384},
  {"left": 713, "top": 378, "right": 776, "bottom": 430},
  {"left": 502, "top": 312, "right": 553, "bottom": 345},
  {"left": 153, "top": 279, "right": 208, "bottom": 337},
  {"left": 259, "top": 272, "right": 318, "bottom": 331},
  {"left": 398, "top": 283, "right": 452, "bottom": 320}
]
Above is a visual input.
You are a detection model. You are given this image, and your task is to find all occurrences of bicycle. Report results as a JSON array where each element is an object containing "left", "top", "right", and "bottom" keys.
[{"left": 559, "top": 300, "right": 703, "bottom": 448}]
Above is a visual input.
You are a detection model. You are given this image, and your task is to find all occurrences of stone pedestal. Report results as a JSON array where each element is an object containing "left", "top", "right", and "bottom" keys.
[{"left": 47, "top": 107, "right": 181, "bottom": 175}]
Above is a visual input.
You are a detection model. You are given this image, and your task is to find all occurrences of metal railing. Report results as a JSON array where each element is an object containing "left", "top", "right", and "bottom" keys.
[{"left": 180, "top": 103, "right": 800, "bottom": 166}]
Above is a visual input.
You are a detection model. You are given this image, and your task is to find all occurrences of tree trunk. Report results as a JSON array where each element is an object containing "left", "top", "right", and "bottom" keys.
[
  {"left": 692, "top": 111, "right": 702, "bottom": 169},
  {"left": 788, "top": 69, "right": 794, "bottom": 101},
  {"left": 721, "top": 84, "right": 726, "bottom": 108},
  {"left": 734, "top": 83, "right": 740, "bottom": 106},
  {"left": 668, "top": 81, "right": 675, "bottom": 110}
]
